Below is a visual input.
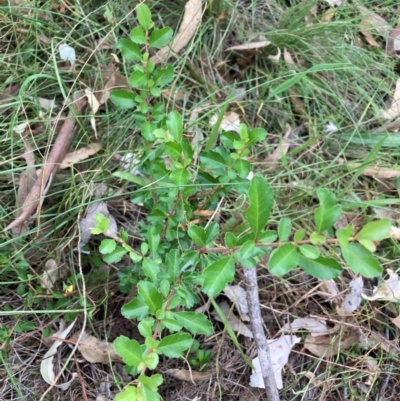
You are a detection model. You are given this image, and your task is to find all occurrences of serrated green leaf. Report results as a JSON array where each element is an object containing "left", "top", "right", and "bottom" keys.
[
  {"left": 143, "top": 352, "right": 159, "bottom": 369},
  {"left": 114, "top": 336, "right": 142, "bottom": 366},
  {"left": 153, "top": 65, "right": 174, "bottom": 87},
  {"left": 173, "top": 312, "right": 213, "bottom": 335},
  {"left": 162, "top": 318, "right": 182, "bottom": 332},
  {"left": 246, "top": 176, "right": 273, "bottom": 238},
  {"left": 205, "top": 222, "right": 219, "bottom": 243},
  {"left": 158, "top": 333, "right": 193, "bottom": 357},
  {"left": 170, "top": 168, "right": 189, "bottom": 185},
  {"left": 278, "top": 218, "right": 292, "bottom": 241},
  {"left": 115, "top": 386, "right": 137, "bottom": 401},
  {"left": 202, "top": 256, "right": 235, "bottom": 297},
  {"left": 139, "top": 374, "right": 163, "bottom": 392},
  {"left": 233, "top": 159, "right": 251, "bottom": 178},
  {"left": 356, "top": 219, "right": 391, "bottom": 241},
  {"left": 121, "top": 297, "right": 149, "bottom": 320},
  {"left": 341, "top": 243, "right": 383, "bottom": 278},
  {"left": 103, "top": 246, "right": 127, "bottom": 263},
  {"left": 148, "top": 226, "right": 160, "bottom": 256},
  {"left": 138, "top": 281, "right": 163, "bottom": 314},
  {"left": 149, "top": 27, "right": 173, "bottom": 48},
  {"left": 99, "top": 239, "right": 116, "bottom": 254},
  {"left": 310, "top": 232, "right": 326, "bottom": 244},
  {"left": 188, "top": 225, "right": 207, "bottom": 247},
  {"left": 224, "top": 232, "right": 237, "bottom": 248},
  {"left": 130, "top": 26, "right": 146, "bottom": 44},
  {"left": 298, "top": 244, "right": 320, "bottom": 259},
  {"left": 269, "top": 243, "right": 299, "bottom": 276},
  {"left": 167, "top": 111, "right": 183, "bottom": 143},
  {"left": 164, "top": 142, "right": 182, "bottom": 159},
  {"left": 248, "top": 128, "right": 267, "bottom": 146},
  {"left": 314, "top": 188, "right": 342, "bottom": 232},
  {"left": 336, "top": 224, "right": 353, "bottom": 247},
  {"left": 142, "top": 258, "right": 160, "bottom": 281},
  {"left": 138, "top": 318, "right": 155, "bottom": 338},
  {"left": 129, "top": 71, "right": 147, "bottom": 88},
  {"left": 137, "top": 3, "right": 152, "bottom": 30},
  {"left": 200, "top": 151, "right": 228, "bottom": 175},
  {"left": 258, "top": 230, "right": 277, "bottom": 243},
  {"left": 294, "top": 229, "right": 305, "bottom": 242},
  {"left": 165, "top": 249, "right": 181, "bottom": 280},
  {"left": 298, "top": 255, "right": 342, "bottom": 279},
  {"left": 110, "top": 89, "right": 136, "bottom": 109},
  {"left": 117, "top": 39, "right": 142, "bottom": 61}
]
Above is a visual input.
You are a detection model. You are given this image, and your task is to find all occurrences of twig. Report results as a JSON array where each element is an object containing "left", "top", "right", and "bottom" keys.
[
  {"left": 243, "top": 266, "right": 280, "bottom": 401},
  {"left": 3, "top": 95, "right": 87, "bottom": 232}
]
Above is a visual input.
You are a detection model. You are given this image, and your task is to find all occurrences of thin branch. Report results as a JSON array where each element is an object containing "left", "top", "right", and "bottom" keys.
[
  {"left": 3, "top": 95, "right": 87, "bottom": 232},
  {"left": 243, "top": 266, "right": 281, "bottom": 401}
]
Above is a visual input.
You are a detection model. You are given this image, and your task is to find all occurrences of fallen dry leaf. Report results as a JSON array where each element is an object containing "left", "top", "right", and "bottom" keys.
[
  {"left": 223, "top": 284, "right": 249, "bottom": 321},
  {"left": 212, "top": 301, "right": 253, "bottom": 338},
  {"left": 304, "top": 327, "right": 360, "bottom": 357},
  {"left": 337, "top": 276, "right": 363, "bottom": 315},
  {"left": 165, "top": 368, "right": 215, "bottom": 382},
  {"left": 362, "top": 269, "right": 400, "bottom": 302},
  {"left": 265, "top": 126, "right": 292, "bottom": 162},
  {"left": 389, "top": 225, "right": 400, "bottom": 239},
  {"left": 40, "top": 259, "right": 67, "bottom": 293},
  {"left": 209, "top": 111, "right": 241, "bottom": 132},
  {"left": 386, "top": 27, "right": 400, "bottom": 57},
  {"left": 380, "top": 79, "right": 400, "bottom": 120},
  {"left": 60, "top": 142, "right": 102, "bottom": 169},
  {"left": 70, "top": 331, "right": 122, "bottom": 364},
  {"left": 250, "top": 335, "right": 301, "bottom": 389},
  {"left": 282, "top": 317, "right": 336, "bottom": 337},
  {"left": 283, "top": 49, "right": 296, "bottom": 65},
  {"left": 358, "top": 8, "right": 391, "bottom": 48},
  {"left": 40, "top": 319, "right": 77, "bottom": 390},
  {"left": 342, "top": 159, "right": 400, "bottom": 179},
  {"left": 150, "top": 0, "right": 203, "bottom": 64},
  {"left": 227, "top": 40, "right": 272, "bottom": 51},
  {"left": 390, "top": 314, "right": 400, "bottom": 329}
]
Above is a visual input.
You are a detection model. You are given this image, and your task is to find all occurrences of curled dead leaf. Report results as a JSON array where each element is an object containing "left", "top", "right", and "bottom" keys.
[
  {"left": 380, "top": 79, "right": 400, "bottom": 120},
  {"left": 150, "top": 0, "right": 203, "bottom": 64},
  {"left": 60, "top": 142, "right": 102, "bottom": 169},
  {"left": 165, "top": 368, "right": 215, "bottom": 382},
  {"left": 209, "top": 111, "right": 241, "bottom": 132},
  {"left": 265, "top": 126, "right": 292, "bottom": 162},
  {"left": 362, "top": 269, "right": 400, "bottom": 301},
  {"left": 70, "top": 331, "right": 122, "bottom": 364}
]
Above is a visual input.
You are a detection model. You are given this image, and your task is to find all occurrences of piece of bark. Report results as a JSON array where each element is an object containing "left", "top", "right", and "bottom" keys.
[{"left": 3, "top": 95, "right": 87, "bottom": 232}]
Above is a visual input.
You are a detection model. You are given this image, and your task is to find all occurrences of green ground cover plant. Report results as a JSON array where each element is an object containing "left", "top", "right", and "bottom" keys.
[{"left": 2, "top": 0, "right": 400, "bottom": 400}]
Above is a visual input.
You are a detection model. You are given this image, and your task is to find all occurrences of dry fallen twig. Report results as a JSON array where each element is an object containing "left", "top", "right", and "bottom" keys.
[
  {"left": 243, "top": 266, "right": 281, "bottom": 401},
  {"left": 3, "top": 94, "right": 87, "bottom": 232}
]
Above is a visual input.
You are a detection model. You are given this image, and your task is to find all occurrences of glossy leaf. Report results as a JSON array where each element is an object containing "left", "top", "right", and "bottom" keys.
[
  {"left": 149, "top": 27, "right": 173, "bottom": 48},
  {"left": 188, "top": 225, "right": 206, "bottom": 247},
  {"left": 341, "top": 243, "right": 383, "bottom": 278},
  {"left": 336, "top": 224, "right": 353, "bottom": 247},
  {"left": 298, "top": 255, "right": 342, "bottom": 279},
  {"left": 158, "top": 333, "right": 193, "bottom": 357},
  {"left": 248, "top": 128, "right": 267, "bottom": 146},
  {"left": 138, "top": 281, "right": 163, "bottom": 314},
  {"left": 129, "top": 71, "right": 147, "bottom": 88},
  {"left": 233, "top": 159, "right": 251, "bottom": 178},
  {"left": 278, "top": 218, "right": 292, "bottom": 242},
  {"left": 139, "top": 374, "right": 163, "bottom": 392},
  {"left": 294, "top": 229, "right": 305, "bottom": 242},
  {"left": 164, "top": 142, "right": 182, "bottom": 160},
  {"left": 142, "top": 258, "right": 160, "bottom": 281},
  {"left": 121, "top": 297, "right": 148, "bottom": 320},
  {"left": 356, "top": 219, "right": 391, "bottom": 241},
  {"left": 137, "top": 3, "right": 152, "bottom": 30},
  {"left": 258, "top": 230, "right": 277, "bottom": 243},
  {"left": 298, "top": 244, "right": 320, "bottom": 259},
  {"left": 205, "top": 222, "right": 219, "bottom": 243},
  {"left": 148, "top": 226, "right": 160, "bottom": 256},
  {"left": 114, "top": 336, "right": 142, "bottom": 367},
  {"left": 103, "top": 246, "right": 127, "bottom": 263},
  {"left": 110, "top": 89, "right": 136, "bottom": 109},
  {"left": 99, "top": 239, "right": 116, "bottom": 254},
  {"left": 173, "top": 312, "right": 213, "bottom": 335},
  {"left": 314, "top": 188, "right": 342, "bottom": 232},
  {"left": 170, "top": 168, "right": 189, "bottom": 185},
  {"left": 224, "top": 232, "right": 237, "bottom": 248},
  {"left": 117, "top": 39, "right": 141, "bottom": 61},
  {"left": 115, "top": 386, "right": 137, "bottom": 401},
  {"left": 167, "top": 110, "right": 183, "bottom": 143},
  {"left": 202, "top": 256, "right": 235, "bottom": 297},
  {"left": 269, "top": 243, "right": 299, "bottom": 276},
  {"left": 246, "top": 176, "right": 273, "bottom": 238},
  {"left": 130, "top": 26, "right": 146, "bottom": 44}
]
